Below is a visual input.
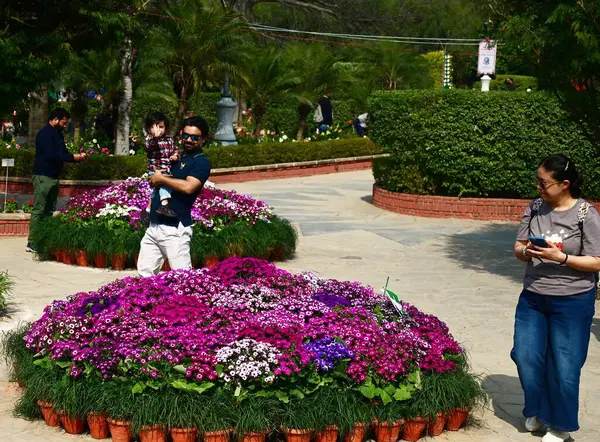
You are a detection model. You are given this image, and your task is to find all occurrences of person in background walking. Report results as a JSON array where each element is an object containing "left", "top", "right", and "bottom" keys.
[
  {"left": 27, "top": 108, "right": 87, "bottom": 252},
  {"left": 512, "top": 154, "right": 600, "bottom": 442},
  {"left": 314, "top": 92, "right": 334, "bottom": 133},
  {"left": 354, "top": 113, "right": 368, "bottom": 137}
]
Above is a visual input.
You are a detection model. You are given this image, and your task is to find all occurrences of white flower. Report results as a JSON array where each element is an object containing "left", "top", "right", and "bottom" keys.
[
  {"left": 129, "top": 149, "right": 135, "bottom": 155},
  {"left": 282, "top": 135, "right": 288, "bottom": 140},
  {"left": 92, "top": 139, "right": 98, "bottom": 143}
]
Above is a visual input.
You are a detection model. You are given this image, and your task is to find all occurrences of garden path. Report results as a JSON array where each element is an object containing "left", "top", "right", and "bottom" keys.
[{"left": 1, "top": 170, "right": 599, "bottom": 441}]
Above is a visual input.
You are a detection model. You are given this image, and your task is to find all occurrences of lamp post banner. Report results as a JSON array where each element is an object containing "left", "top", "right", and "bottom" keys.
[{"left": 478, "top": 40, "right": 497, "bottom": 75}]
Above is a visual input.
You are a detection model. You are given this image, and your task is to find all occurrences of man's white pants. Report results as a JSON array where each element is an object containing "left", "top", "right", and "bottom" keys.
[{"left": 137, "top": 223, "right": 193, "bottom": 277}]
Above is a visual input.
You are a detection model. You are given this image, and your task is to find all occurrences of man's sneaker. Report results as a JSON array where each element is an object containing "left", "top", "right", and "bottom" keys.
[
  {"left": 542, "top": 429, "right": 570, "bottom": 442},
  {"left": 156, "top": 205, "right": 177, "bottom": 218},
  {"left": 25, "top": 243, "right": 37, "bottom": 253},
  {"left": 525, "top": 416, "right": 543, "bottom": 432}
]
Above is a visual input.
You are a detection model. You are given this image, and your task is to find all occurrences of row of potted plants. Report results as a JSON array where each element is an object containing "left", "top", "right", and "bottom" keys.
[
  {"left": 34, "top": 400, "right": 471, "bottom": 442},
  {"left": 30, "top": 178, "right": 296, "bottom": 268}
]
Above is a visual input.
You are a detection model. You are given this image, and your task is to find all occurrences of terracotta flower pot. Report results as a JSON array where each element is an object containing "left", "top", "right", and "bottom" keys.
[
  {"left": 94, "top": 253, "right": 108, "bottom": 268},
  {"left": 76, "top": 250, "right": 89, "bottom": 267},
  {"left": 54, "top": 250, "right": 63, "bottom": 262},
  {"left": 170, "top": 427, "right": 198, "bottom": 442},
  {"left": 107, "top": 418, "right": 133, "bottom": 442},
  {"left": 111, "top": 254, "right": 128, "bottom": 270},
  {"left": 133, "top": 253, "right": 139, "bottom": 268},
  {"left": 426, "top": 412, "right": 445, "bottom": 436},
  {"left": 343, "top": 423, "right": 367, "bottom": 442},
  {"left": 139, "top": 425, "right": 167, "bottom": 442},
  {"left": 87, "top": 412, "right": 109, "bottom": 439},
  {"left": 374, "top": 420, "right": 403, "bottom": 442},
  {"left": 204, "top": 255, "right": 219, "bottom": 268},
  {"left": 37, "top": 401, "right": 60, "bottom": 427},
  {"left": 269, "top": 247, "right": 286, "bottom": 262},
  {"left": 59, "top": 413, "right": 86, "bottom": 434},
  {"left": 315, "top": 425, "right": 339, "bottom": 442},
  {"left": 240, "top": 430, "right": 268, "bottom": 442},
  {"left": 401, "top": 418, "right": 426, "bottom": 441},
  {"left": 62, "top": 251, "right": 75, "bottom": 265},
  {"left": 161, "top": 260, "right": 171, "bottom": 272},
  {"left": 446, "top": 408, "right": 469, "bottom": 431},
  {"left": 204, "top": 429, "right": 232, "bottom": 442},
  {"left": 283, "top": 428, "right": 314, "bottom": 442}
]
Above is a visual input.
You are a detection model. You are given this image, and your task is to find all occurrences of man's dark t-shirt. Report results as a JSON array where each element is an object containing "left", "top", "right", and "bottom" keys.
[{"left": 149, "top": 152, "right": 211, "bottom": 227}]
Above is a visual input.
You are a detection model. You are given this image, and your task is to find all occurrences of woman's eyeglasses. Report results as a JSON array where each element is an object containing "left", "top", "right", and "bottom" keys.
[
  {"left": 536, "top": 177, "right": 560, "bottom": 190},
  {"left": 182, "top": 132, "right": 201, "bottom": 141}
]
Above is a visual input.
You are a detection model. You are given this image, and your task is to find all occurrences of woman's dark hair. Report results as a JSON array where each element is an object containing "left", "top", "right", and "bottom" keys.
[
  {"left": 144, "top": 111, "right": 169, "bottom": 132},
  {"left": 539, "top": 154, "right": 583, "bottom": 198},
  {"left": 48, "top": 108, "right": 70, "bottom": 121}
]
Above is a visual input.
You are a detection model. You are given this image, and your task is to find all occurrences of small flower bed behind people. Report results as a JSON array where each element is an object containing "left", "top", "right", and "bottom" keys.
[
  {"left": 3, "top": 258, "right": 486, "bottom": 439},
  {"left": 31, "top": 178, "right": 296, "bottom": 268}
]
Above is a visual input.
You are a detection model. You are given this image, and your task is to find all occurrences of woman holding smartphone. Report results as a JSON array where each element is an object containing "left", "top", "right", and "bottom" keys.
[{"left": 512, "top": 154, "right": 600, "bottom": 442}]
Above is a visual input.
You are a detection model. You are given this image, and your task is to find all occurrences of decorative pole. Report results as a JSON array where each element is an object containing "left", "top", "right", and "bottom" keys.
[{"left": 214, "top": 73, "right": 238, "bottom": 146}]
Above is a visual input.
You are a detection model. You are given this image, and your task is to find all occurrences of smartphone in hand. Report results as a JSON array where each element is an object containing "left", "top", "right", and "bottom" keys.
[{"left": 528, "top": 236, "right": 548, "bottom": 248}]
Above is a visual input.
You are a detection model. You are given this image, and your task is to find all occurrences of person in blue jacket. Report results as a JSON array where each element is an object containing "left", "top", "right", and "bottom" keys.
[{"left": 27, "top": 108, "right": 87, "bottom": 252}]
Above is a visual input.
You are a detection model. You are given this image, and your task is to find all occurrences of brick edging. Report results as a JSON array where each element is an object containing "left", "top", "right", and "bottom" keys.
[
  {"left": 0, "top": 155, "right": 386, "bottom": 195},
  {"left": 372, "top": 185, "right": 531, "bottom": 221}
]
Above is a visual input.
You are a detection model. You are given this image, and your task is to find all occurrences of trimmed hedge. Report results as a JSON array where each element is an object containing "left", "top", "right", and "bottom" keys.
[
  {"left": 31, "top": 215, "right": 297, "bottom": 269},
  {"left": 368, "top": 90, "right": 599, "bottom": 199},
  {"left": 3, "top": 138, "right": 381, "bottom": 180}
]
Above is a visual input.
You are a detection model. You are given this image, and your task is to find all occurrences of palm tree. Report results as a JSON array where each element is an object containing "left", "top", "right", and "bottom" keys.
[
  {"left": 282, "top": 44, "right": 351, "bottom": 140},
  {"left": 147, "top": 0, "right": 247, "bottom": 134},
  {"left": 236, "top": 46, "right": 302, "bottom": 136},
  {"left": 363, "top": 43, "right": 432, "bottom": 91}
]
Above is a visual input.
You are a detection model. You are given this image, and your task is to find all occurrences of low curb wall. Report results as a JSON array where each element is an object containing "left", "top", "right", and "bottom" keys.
[
  {"left": 0, "top": 213, "right": 30, "bottom": 237},
  {"left": 0, "top": 155, "right": 385, "bottom": 196},
  {"left": 372, "top": 185, "right": 531, "bottom": 221}
]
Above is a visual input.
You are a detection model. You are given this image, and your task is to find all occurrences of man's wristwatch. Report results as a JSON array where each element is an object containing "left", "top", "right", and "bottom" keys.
[{"left": 521, "top": 246, "right": 528, "bottom": 257}]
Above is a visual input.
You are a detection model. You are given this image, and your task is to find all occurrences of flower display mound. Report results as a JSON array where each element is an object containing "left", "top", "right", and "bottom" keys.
[
  {"left": 31, "top": 178, "right": 296, "bottom": 268},
  {"left": 3, "top": 258, "right": 486, "bottom": 437}
]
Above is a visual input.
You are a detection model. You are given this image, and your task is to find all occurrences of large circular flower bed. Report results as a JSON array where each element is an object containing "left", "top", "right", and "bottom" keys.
[
  {"left": 31, "top": 178, "right": 296, "bottom": 269},
  {"left": 3, "top": 258, "right": 485, "bottom": 440}
]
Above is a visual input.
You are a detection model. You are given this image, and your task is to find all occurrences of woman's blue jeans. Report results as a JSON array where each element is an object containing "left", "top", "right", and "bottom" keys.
[{"left": 511, "top": 288, "right": 596, "bottom": 432}]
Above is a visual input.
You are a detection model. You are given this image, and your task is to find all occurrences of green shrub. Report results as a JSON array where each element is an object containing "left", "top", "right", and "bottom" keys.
[
  {"left": 368, "top": 90, "right": 599, "bottom": 199},
  {"left": 5, "top": 138, "right": 381, "bottom": 180},
  {"left": 0, "top": 271, "right": 12, "bottom": 316}
]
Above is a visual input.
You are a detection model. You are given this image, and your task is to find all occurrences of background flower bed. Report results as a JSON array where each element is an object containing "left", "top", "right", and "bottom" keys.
[
  {"left": 2, "top": 258, "right": 486, "bottom": 434},
  {"left": 1, "top": 138, "right": 380, "bottom": 181},
  {"left": 31, "top": 178, "right": 296, "bottom": 268},
  {"left": 369, "top": 90, "right": 600, "bottom": 199},
  {"left": 0, "top": 270, "right": 12, "bottom": 316}
]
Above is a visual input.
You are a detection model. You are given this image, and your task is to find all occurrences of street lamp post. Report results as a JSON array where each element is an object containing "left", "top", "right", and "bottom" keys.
[{"left": 214, "top": 73, "right": 238, "bottom": 146}]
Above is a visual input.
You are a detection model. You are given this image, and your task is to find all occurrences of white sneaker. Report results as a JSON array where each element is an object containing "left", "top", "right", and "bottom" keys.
[
  {"left": 525, "top": 416, "right": 543, "bottom": 432},
  {"left": 542, "top": 428, "right": 570, "bottom": 442}
]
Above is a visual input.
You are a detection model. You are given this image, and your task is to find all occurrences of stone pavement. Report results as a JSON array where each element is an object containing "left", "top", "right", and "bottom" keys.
[{"left": 1, "top": 170, "right": 599, "bottom": 442}]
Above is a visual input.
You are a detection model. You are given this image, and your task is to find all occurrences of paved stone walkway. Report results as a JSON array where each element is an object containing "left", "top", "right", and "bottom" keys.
[{"left": 1, "top": 170, "right": 598, "bottom": 442}]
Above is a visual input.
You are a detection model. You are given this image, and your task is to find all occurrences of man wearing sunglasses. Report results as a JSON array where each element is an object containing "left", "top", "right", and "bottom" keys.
[{"left": 137, "top": 116, "right": 212, "bottom": 277}]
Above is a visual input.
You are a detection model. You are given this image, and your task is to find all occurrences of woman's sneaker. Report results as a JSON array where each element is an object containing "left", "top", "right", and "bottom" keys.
[
  {"left": 542, "top": 428, "right": 570, "bottom": 442},
  {"left": 525, "top": 416, "right": 543, "bottom": 432}
]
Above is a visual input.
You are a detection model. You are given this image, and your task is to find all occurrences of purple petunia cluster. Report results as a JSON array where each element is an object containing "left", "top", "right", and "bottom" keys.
[
  {"left": 24, "top": 258, "right": 462, "bottom": 385},
  {"left": 59, "top": 178, "right": 272, "bottom": 230}
]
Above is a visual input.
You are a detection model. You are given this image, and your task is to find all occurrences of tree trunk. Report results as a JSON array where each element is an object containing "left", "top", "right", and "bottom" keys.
[
  {"left": 296, "top": 103, "right": 312, "bottom": 141},
  {"left": 252, "top": 101, "right": 266, "bottom": 137},
  {"left": 115, "top": 39, "right": 133, "bottom": 156},
  {"left": 71, "top": 94, "right": 87, "bottom": 148},
  {"left": 28, "top": 87, "right": 49, "bottom": 142},
  {"left": 235, "top": 91, "right": 248, "bottom": 125},
  {"left": 172, "top": 84, "right": 188, "bottom": 137}
]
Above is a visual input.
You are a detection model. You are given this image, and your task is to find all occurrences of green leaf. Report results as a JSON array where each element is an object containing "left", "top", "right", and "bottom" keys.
[
  {"left": 290, "top": 389, "right": 305, "bottom": 399},
  {"left": 275, "top": 390, "right": 290, "bottom": 403},
  {"left": 379, "top": 389, "right": 392, "bottom": 405},
  {"left": 234, "top": 384, "right": 242, "bottom": 397},
  {"left": 170, "top": 380, "right": 214, "bottom": 394},
  {"left": 359, "top": 384, "right": 376, "bottom": 399},
  {"left": 132, "top": 382, "right": 146, "bottom": 394},
  {"left": 408, "top": 370, "right": 421, "bottom": 387},
  {"left": 173, "top": 365, "right": 187, "bottom": 375},
  {"left": 393, "top": 386, "right": 411, "bottom": 401},
  {"left": 55, "top": 360, "right": 72, "bottom": 368}
]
